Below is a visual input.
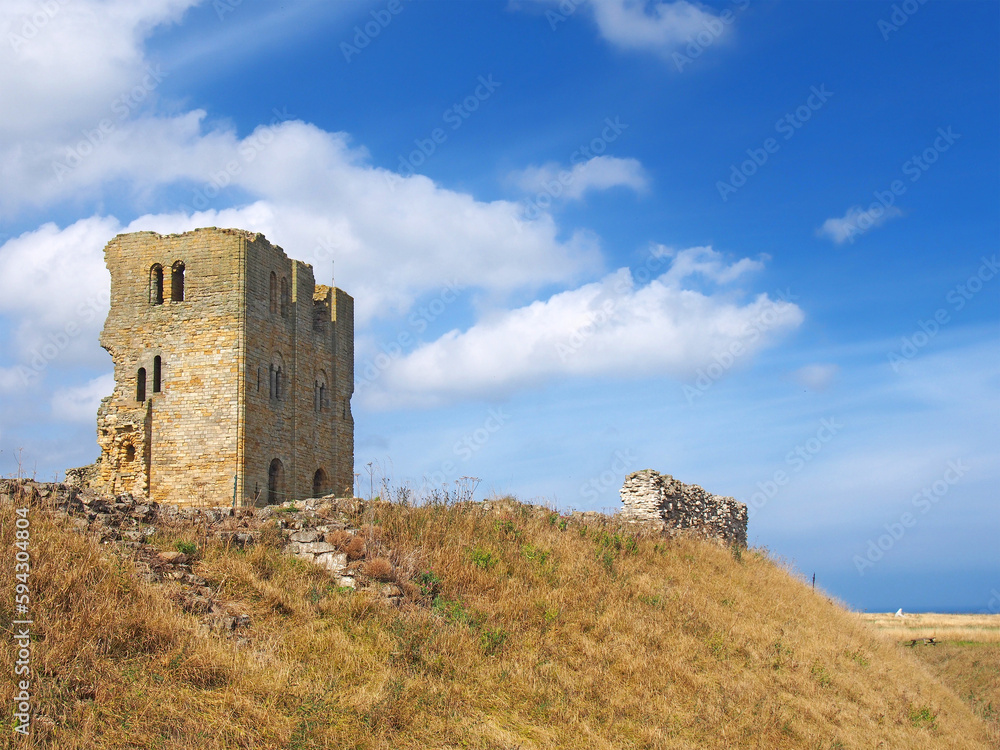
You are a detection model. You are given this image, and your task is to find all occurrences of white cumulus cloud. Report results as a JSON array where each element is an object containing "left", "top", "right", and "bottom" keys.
[
  {"left": 362, "top": 246, "right": 803, "bottom": 408},
  {"left": 529, "top": 0, "right": 732, "bottom": 58},
  {"left": 0, "top": 113, "right": 605, "bottom": 336},
  {"left": 0, "top": 218, "right": 116, "bottom": 365},
  {"left": 511, "top": 155, "right": 649, "bottom": 201},
  {"left": 0, "top": 0, "right": 199, "bottom": 140},
  {"left": 51, "top": 373, "right": 114, "bottom": 423},
  {"left": 817, "top": 204, "right": 903, "bottom": 244}
]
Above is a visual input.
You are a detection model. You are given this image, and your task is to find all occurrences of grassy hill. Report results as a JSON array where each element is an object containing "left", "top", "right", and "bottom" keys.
[
  {"left": 0, "top": 489, "right": 994, "bottom": 749},
  {"left": 861, "top": 613, "right": 1000, "bottom": 742}
]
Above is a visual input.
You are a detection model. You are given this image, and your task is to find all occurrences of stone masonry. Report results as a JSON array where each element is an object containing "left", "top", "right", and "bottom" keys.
[
  {"left": 620, "top": 470, "right": 748, "bottom": 547},
  {"left": 73, "top": 228, "right": 354, "bottom": 506}
]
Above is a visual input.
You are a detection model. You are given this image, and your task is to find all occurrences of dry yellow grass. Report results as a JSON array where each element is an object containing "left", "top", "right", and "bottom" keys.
[
  {"left": 910, "top": 643, "right": 1000, "bottom": 744},
  {"left": 1, "top": 489, "right": 994, "bottom": 749},
  {"left": 859, "top": 613, "right": 1000, "bottom": 643}
]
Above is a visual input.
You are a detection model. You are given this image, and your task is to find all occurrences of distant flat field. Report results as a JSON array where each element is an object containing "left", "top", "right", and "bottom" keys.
[{"left": 859, "top": 613, "right": 1000, "bottom": 643}]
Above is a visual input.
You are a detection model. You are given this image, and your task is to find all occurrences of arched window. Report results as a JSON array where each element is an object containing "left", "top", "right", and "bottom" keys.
[
  {"left": 269, "top": 272, "right": 277, "bottom": 314},
  {"left": 150, "top": 265, "right": 164, "bottom": 305},
  {"left": 136, "top": 368, "right": 146, "bottom": 402},
  {"left": 152, "top": 356, "right": 162, "bottom": 393},
  {"left": 125, "top": 444, "right": 136, "bottom": 462},
  {"left": 312, "top": 468, "right": 328, "bottom": 498},
  {"left": 171, "top": 261, "right": 185, "bottom": 302},
  {"left": 267, "top": 458, "right": 284, "bottom": 505},
  {"left": 280, "top": 277, "right": 289, "bottom": 318}
]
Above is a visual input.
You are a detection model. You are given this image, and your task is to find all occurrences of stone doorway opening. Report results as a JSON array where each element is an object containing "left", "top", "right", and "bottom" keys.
[
  {"left": 312, "top": 468, "right": 328, "bottom": 498},
  {"left": 267, "top": 458, "right": 284, "bottom": 504}
]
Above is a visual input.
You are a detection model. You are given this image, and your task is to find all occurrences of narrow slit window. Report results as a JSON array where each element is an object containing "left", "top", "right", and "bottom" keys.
[
  {"left": 136, "top": 368, "right": 146, "bottom": 402},
  {"left": 152, "top": 356, "right": 161, "bottom": 393},
  {"left": 150, "top": 265, "right": 164, "bottom": 305},
  {"left": 171, "top": 261, "right": 185, "bottom": 301},
  {"left": 269, "top": 272, "right": 277, "bottom": 314}
]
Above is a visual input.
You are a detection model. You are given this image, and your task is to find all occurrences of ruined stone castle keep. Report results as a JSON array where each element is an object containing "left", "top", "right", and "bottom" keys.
[
  {"left": 620, "top": 470, "right": 748, "bottom": 547},
  {"left": 82, "top": 228, "right": 354, "bottom": 506}
]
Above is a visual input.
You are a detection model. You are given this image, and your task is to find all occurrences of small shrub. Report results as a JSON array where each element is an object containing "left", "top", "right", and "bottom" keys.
[
  {"left": 415, "top": 570, "right": 442, "bottom": 599},
  {"left": 706, "top": 633, "right": 728, "bottom": 660},
  {"left": 326, "top": 530, "right": 352, "bottom": 548},
  {"left": 598, "top": 549, "right": 616, "bottom": 573},
  {"left": 810, "top": 662, "right": 832, "bottom": 688},
  {"left": 363, "top": 557, "right": 394, "bottom": 582},
  {"left": 909, "top": 706, "right": 937, "bottom": 729},
  {"left": 772, "top": 640, "right": 793, "bottom": 671},
  {"left": 307, "top": 586, "right": 323, "bottom": 605},
  {"left": 592, "top": 529, "right": 638, "bottom": 572},
  {"left": 471, "top": 548, "right": 499, "bottom": 570},
  {"left": 522, "top": 544, "right": 550, "bottom": 565},
  {"left": 433, "top": 597, "right": 481, "bottom": 628},
  {"left": 494, "top": 518, "right": 522, "bottom": 540},
  {"left": 480, "top": 627, "right": 507, "bottom": 656},
  {"left": 174, "top": 540, "right": 197, "bottom": 556},
  {"left": 344, "top": 536, "right": 366, "bottom": 561},
  {"left": 845, "top": 648, "right": 869, "bottom": 667},
  {"left": 545, "top": 514, "right": 569, "bottom": 531}
]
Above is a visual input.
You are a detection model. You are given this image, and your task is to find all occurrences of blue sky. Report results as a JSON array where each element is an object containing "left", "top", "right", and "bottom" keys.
[{"left": 0, "top": 0, "right": 996, "bottom": 612}]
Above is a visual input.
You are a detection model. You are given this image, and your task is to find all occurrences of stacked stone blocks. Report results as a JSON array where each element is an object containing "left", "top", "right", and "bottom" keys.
[
  {"left": 620, "top": 469, "right": 748, "bottom": 547},
  {"left": 85, "top": 227, "right": 354, "bottom": 506}
]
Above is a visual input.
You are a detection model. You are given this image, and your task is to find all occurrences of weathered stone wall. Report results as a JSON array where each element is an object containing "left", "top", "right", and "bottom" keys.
[
  {"left": 331, "top": 289, "right": 355, "bottom": 496},
  {"left": 95, "top": 229, "right": 245, "bottom": 504},
  {"left": 239, "top": 234, "right": 354, "bottom": 504},
  {"left": 620, "top": 470, "right": 748, "bottom": 547},
  {"left": 86, "top": 227, "right": 354, "bottom": 506}
]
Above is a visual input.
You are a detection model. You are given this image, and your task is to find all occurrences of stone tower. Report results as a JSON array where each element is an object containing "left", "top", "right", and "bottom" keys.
[{"left": 86, "top": 227, "right": 354, "bottom": 506}]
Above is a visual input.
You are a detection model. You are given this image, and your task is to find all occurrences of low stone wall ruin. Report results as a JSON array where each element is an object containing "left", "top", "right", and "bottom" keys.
[
  {"left": 619, "top": 469, "right": 748, "bottom": 547},
  {"left": 0, "top": 480, "right": 412, "bottom": 627}
]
